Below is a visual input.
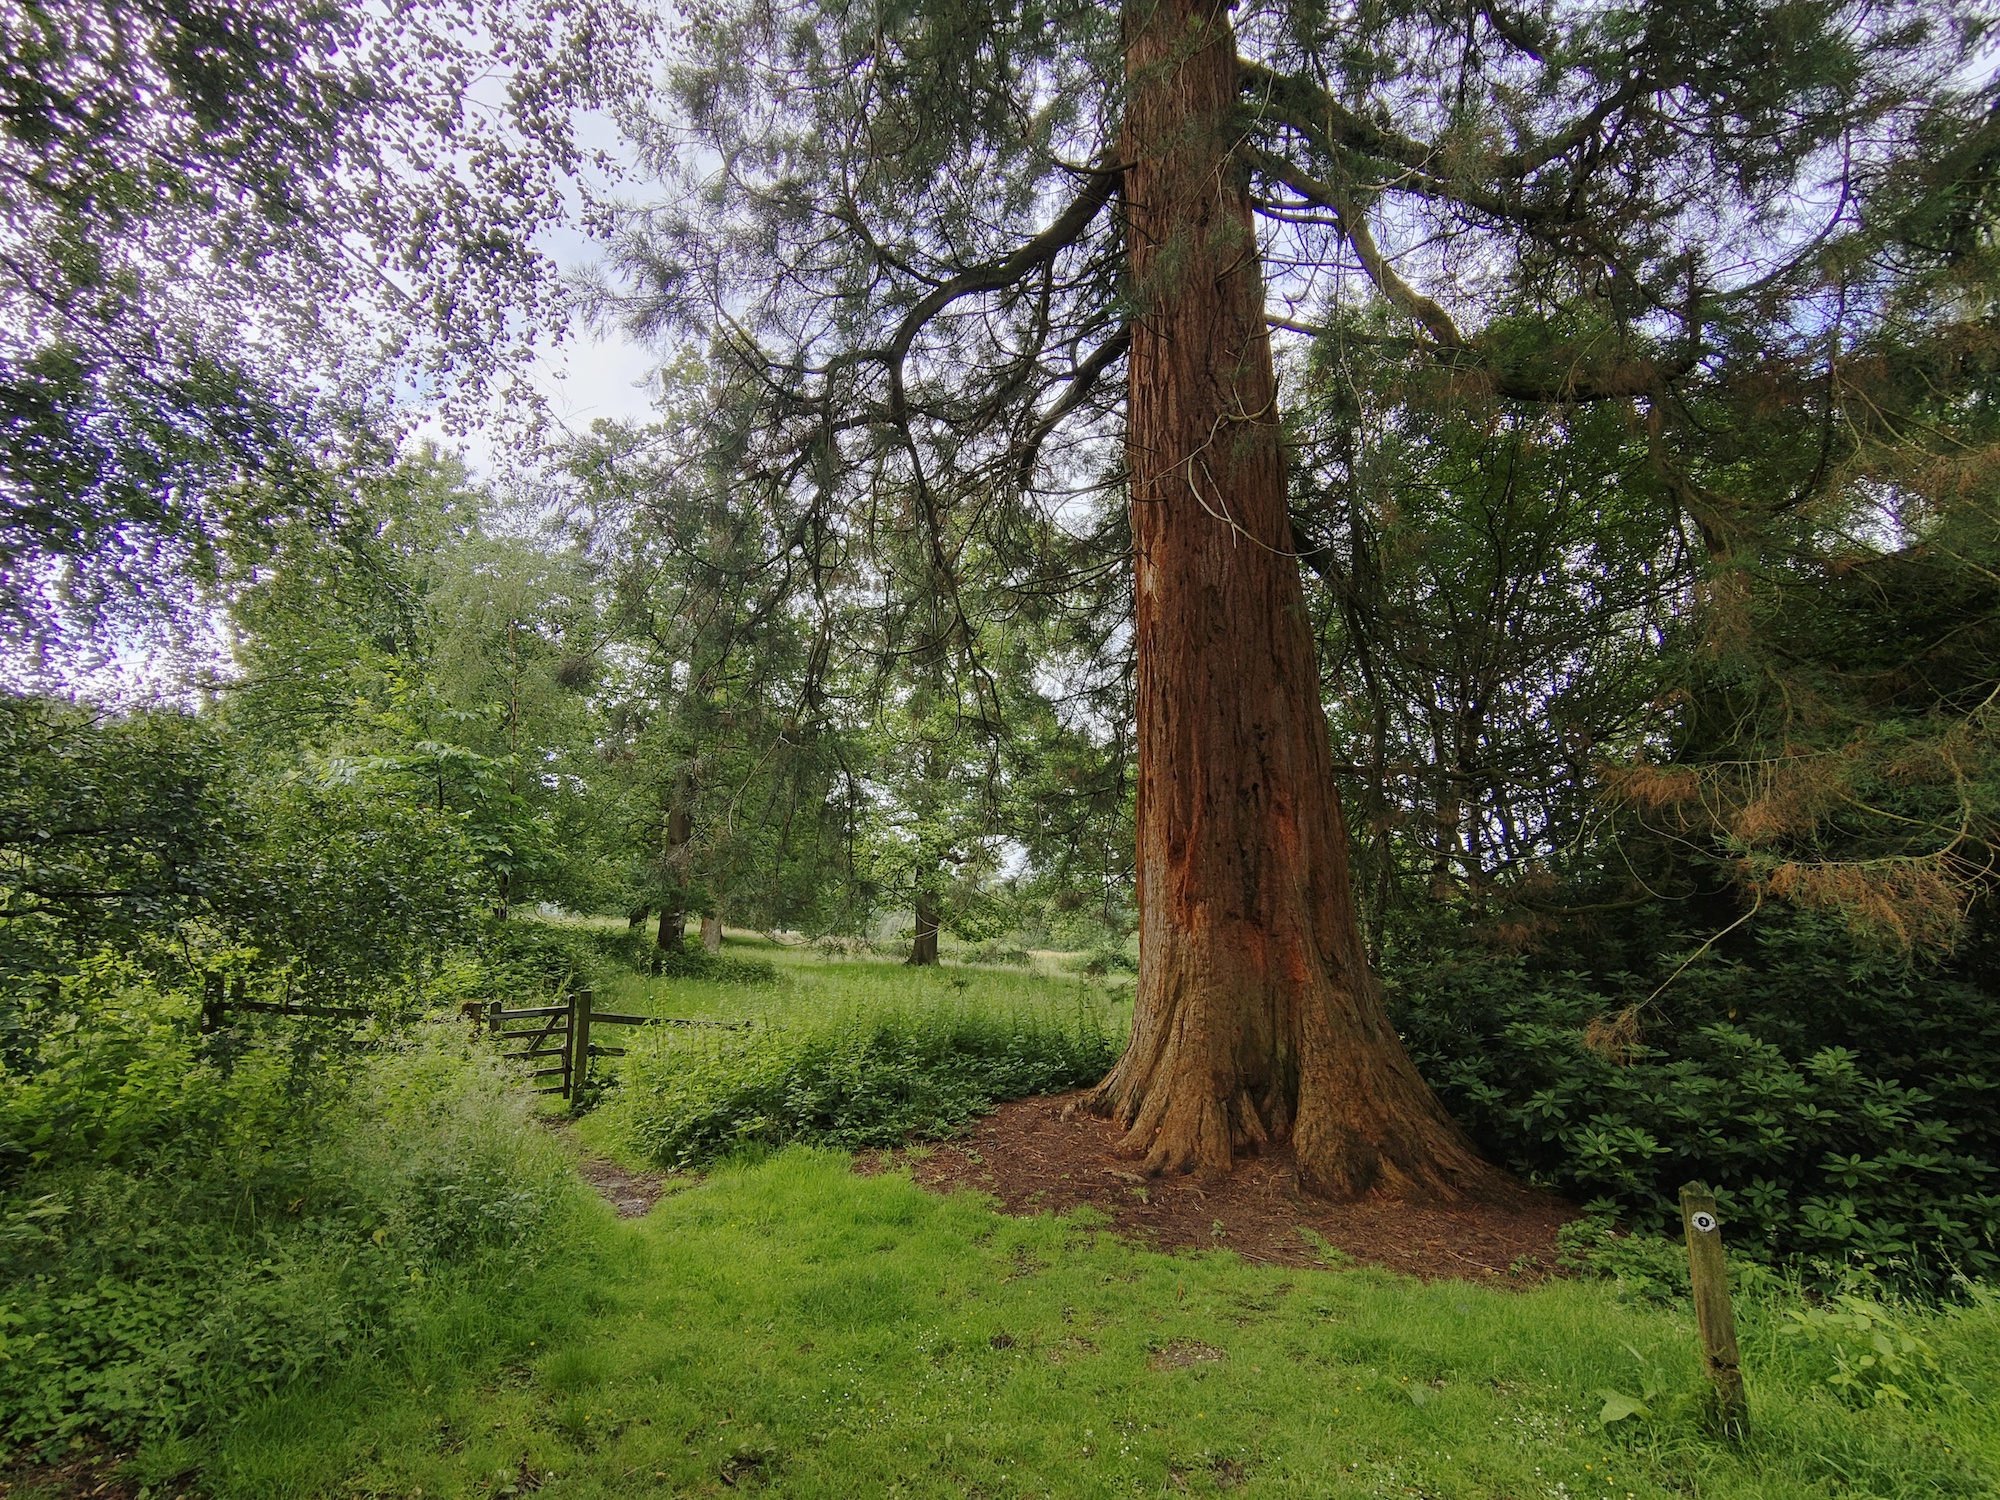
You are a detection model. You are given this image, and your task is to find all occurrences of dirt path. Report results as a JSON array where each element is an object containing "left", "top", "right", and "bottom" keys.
[
  {"left": 0, "top": 1447, "right": 189, "bottom": 1500},
  {"left": 539, "top": 1117, "right": 676, "bottom": 1218},
  {"left": 865, "top": 1090, "right": 1576, "bottom": 1280},
  {"left": 571, "top": 1150, "right": 675, "bottom": 1218}
]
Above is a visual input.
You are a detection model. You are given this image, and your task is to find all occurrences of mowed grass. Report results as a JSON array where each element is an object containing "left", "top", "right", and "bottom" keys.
[
  {"left": 156, "top": 942, "right": 1999, "bottom": 1498},
  {"left": 198, "top": 1149, "right": 1999, "bottom": 1500}
]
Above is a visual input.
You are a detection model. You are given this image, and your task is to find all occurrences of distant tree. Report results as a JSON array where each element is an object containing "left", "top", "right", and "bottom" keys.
[
  {"left": 561, "top": 374, "right": 866, "bottom": 947},
  {"left": 226, "top": 451, "right": 613, "bottom": 920}
]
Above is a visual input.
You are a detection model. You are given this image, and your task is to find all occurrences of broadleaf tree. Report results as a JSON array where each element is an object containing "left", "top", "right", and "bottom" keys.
[
  {"left": 0, "top": 0, "right": 652, "bottom": 660},
  {"left": 600, "top": 0, "right": 1989, "bottom": 1196}
]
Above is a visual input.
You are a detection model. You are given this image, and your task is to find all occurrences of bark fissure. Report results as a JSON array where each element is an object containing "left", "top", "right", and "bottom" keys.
[{"left": 1088, "top": 0, "right": 1506, "bottom": 1203}]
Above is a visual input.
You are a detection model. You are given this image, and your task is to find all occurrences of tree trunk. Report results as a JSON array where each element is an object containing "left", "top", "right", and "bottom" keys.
[
  {"left": 628, "top": 904, "right": 651, "bottom": 932},
  {"left": 701, "top": 912, "right": 723, "bottom": 954},
  {"left": 656, "top": 804, "right": 693, "bottom": 956},
  {"left": 1090, "top": 0, "right": 1505, "bottom": 1202},
  {"left": 906, "top": 892, "right": 940, "bottom": 967}
]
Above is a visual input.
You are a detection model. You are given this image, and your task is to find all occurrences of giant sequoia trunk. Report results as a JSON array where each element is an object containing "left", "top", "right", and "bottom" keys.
[{"left": 1089, "top": 0, "right": 1505, "bottom": 1201}]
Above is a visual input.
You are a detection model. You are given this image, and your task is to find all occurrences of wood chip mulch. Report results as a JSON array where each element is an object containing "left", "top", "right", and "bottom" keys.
[{"left": 862, "top": 1090, "right": 1577, "bottom": 1282}]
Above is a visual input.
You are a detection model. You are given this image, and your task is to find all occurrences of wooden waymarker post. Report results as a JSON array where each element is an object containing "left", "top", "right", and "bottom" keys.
[
  {"left": 1680, "top": 1181, "right": 1749, "bottom": 1439},
  {"left": 569, "top": 987, "right": 594, "bottom": 1106}
]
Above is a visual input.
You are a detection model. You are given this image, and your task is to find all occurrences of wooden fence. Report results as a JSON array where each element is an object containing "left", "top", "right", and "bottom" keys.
[
  {"left": 480, "top": 988, "right": 749, "bottom": 1100},
  {"left": 199, "top": 976, "right": 745, "bottom": 1102},
  {"left": 200, "top": 973, "right": 373, "bottom": 1032}
]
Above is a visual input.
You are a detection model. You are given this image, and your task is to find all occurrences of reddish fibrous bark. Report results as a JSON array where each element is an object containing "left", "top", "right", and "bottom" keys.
[{"left": 1088, "top": 0, "right": 1508, "bottom": 1203}]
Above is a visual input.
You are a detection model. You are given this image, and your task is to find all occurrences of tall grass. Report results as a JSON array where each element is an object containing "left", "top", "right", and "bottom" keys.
[{"left": 0, "top": 964, "right": 596, "bottom": 1456}]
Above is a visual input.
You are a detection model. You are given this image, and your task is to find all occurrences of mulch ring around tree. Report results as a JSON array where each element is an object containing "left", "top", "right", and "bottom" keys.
[{"left": 859, "top": 1090, "right": 1577, "bottom": 1282}]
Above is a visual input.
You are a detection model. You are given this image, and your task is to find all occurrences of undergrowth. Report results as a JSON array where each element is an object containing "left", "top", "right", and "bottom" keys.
[
  {"left": 601, "top": 1003, "right": 1116, "bottom": 1170},
  {"left": 1392, "top": 910, "right": 2000, "bottom": 1290},
  {"left": 0, "top": 960, "right": 594, "bottom": 1456}
]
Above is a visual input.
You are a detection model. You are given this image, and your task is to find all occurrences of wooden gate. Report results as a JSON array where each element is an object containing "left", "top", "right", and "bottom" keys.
[{"left": 483, "top": 998, "right": 575, "bottom": 1095}]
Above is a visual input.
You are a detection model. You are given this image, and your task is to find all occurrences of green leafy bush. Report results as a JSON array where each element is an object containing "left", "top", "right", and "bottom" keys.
[
  {"left": 608, "top": 1005, "right": 1117, "bottom": 1171},
  {"left": 1776, "top": 1290, "right": 1967, "bottom": 1410},
  {"left": 0, "top": 963, "right": 587, "bottom": 1454},
  {"left": 1076, "top": 944, "right": 1137, "bottom": 977},
  {"left": 484, "top": 920, "right": 606, "bottom": 996},
  {"left": 559, "top": 925, "right": 778, "bottom": 986},
  {"left": 1393, "top": 912, "right": 2000, "bottom": 1288},
  {"left": 962, "top": 941, "right": 1031, "bottom": 967},
  {"left": 646, "top": 946, "right": 778, "bottom": 986}
]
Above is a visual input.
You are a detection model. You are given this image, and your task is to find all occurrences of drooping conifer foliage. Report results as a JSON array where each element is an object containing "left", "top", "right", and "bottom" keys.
[{"left": 595, "top": 0, "right": 1995, "bottom": 1195}]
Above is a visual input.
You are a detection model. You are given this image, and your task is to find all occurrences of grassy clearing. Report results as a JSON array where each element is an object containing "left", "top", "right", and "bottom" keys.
[{"left": 198, "top": 1149, "right": 1999, "bottom": 1500}]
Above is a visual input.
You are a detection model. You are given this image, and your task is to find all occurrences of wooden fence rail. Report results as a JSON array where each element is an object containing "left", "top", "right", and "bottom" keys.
[
  {"left": 199, "top": 976, "right": 747, "bottom": 1103},
  {"left": 200, "top": 975, "right": 373, "bottom": 1032},
  {"left": 481, "top": 987, "right": 749, "bottom": 1101}
]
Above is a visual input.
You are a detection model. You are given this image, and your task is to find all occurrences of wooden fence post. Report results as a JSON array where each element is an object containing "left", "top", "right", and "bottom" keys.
[
  {"left": 1680, "top": 1181, "right": 1749, "bottom": 1439},
  {"left": 486, "top": 1000, "right": 502, "bottom": 1039},
  {"left": 569, "top": 987, "right": 594, "bottom": 1104}
]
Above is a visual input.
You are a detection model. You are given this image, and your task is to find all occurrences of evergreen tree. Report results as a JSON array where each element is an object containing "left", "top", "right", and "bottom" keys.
[{"left": 599, "top": 0, "right": 1987, "bottom": 1196}]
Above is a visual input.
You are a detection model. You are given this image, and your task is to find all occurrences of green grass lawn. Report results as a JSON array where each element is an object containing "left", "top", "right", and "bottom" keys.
[
  {"left": 148, "top": 941, "right": 2000, "bottom": 1498},
  {"left": 580, "top": 928, "right": 1134, "bottom": 1034},
  {"left": 198, "top": 1150, "right": 1997, "bottom": 1499}
]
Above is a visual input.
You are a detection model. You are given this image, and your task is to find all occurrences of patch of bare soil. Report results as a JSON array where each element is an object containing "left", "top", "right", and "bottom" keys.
[
  {"left": 571, "top": 1152, "right": 675, "bottom": 1218},
  {"left": 0, "top": 1447, "right": 195, "bottom": 1500},
  {"left": 538, "top": 1118, "right": 676, "bottom": 1218},
  {"left": 869, "top": 1090, "right": 1575, "bottom": 1281}
]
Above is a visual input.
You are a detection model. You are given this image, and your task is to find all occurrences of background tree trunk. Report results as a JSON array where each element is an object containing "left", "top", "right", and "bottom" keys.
[
  {"left": 655, "top": 804, "right": 692, "bottom": 956},
  {"left": 628, "top": 903, "right": 651, "bottom": 932},
  {"left": 701, "top": 912, "right": 722, "bottom": 954},
  {"left": 1090, "top": 0, "right": 1506, "bottom": 1201},
  {"left": 906, "top": 892, "right": 940, "bottom": 966}
]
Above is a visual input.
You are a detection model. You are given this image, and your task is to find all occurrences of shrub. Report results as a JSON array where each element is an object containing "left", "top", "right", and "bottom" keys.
[
  {"left": 962, "top": 941, "right": 1031, "bottom": 967},
  {"left": 562, "top": 925, "right": 778, "bottom": 985},
  {"left": 1392, "top": 911, "right": 2000, "bottom": 1289},
  {"left": 0, "top": 963, "right": 586, "bottom": 1454},
  {"left": 648, "top": 947, "right": 779, "bottom": 985},
  {"left": 608, "top": 1005, "right": 1116, "bottom": 1171},
  {"left": 1076, "top": 944, "right": 1137, "bottom": 977},
  {"left": 484, "top": 920, "right": 605, "bottom": 996}
]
